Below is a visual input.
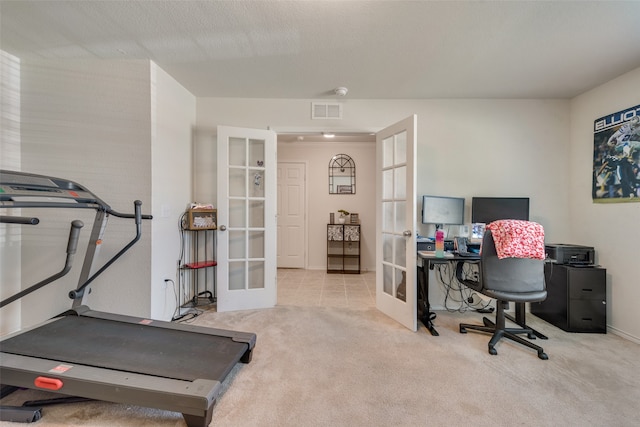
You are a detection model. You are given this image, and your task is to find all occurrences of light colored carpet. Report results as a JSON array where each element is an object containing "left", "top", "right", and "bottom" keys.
[{"left": 2, "top": 305, "right": 639, "bottom": 426}]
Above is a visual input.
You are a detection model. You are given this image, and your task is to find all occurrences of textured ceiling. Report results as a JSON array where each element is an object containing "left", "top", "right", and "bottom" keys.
[{"left": 1, "top": 1, "right": 640, "bottom": 100}]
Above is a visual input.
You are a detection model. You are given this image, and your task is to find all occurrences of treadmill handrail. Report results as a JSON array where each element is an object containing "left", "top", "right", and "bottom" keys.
[
  {"left": 0, "top": 170, "right": 153, "bottom": 305},
  {"left": 70, "top": 201, "right": 146, "bottom": 299},
  {"left": 107, "top": 205, "right": 153, "bottom": 221},
  {"left": 1, "top": 220, "right": 84, "bottom": 308},
  {"left": 0, "top": 215, "right": 40, "bottom": 225}
]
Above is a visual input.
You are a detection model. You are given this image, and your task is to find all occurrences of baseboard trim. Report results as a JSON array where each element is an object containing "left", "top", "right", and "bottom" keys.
[{"left": 607, "top": 325, "right": 640, "bottom": 344}]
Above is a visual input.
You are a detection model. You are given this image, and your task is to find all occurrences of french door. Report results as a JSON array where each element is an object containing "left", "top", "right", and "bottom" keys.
[
  {"left": 375, "top": 115, "right": 418, "bottom": 331},
  {"left": 216, "top": 126, "right": 277, "bottom": 312}
]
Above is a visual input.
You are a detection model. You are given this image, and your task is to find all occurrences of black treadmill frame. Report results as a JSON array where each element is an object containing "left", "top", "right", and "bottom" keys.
[{"left": 0, "top": 170, "right": 256, "bottom": 427}]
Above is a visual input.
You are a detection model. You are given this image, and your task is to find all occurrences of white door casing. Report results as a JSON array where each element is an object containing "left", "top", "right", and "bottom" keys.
[
  {"left": 375, "top": 115, "right": 418, "bottom": 331},
  {"left": 216, "top": 126, "right": 277, "bottom": 312}
]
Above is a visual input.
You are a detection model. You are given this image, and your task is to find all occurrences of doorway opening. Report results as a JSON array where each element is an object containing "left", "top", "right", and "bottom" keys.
[{"left": 276, "top": 132, "right": 375, "bottom": 272}]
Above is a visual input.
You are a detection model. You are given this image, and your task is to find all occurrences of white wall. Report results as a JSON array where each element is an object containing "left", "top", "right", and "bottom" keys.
[
  {"left": 0, "top": 51, "right": 22, "bottom": 335},
  {"left": 150, "top": 63, "right": 196, "bottom": 320},
  {"left": 195, "top": 97, "right": 573, "bottom": 309},
  {"left": 415, "top": 99, "right": 572, "bottom": 241},
  {"left": 569, "top": 67, "right": 640, "bottom": 342},
  {"left": 1, "top": 59, "right": 195, "bottom": 332},
  {"left": 14, "top": 59, "right": 153, "bottom": 328}
]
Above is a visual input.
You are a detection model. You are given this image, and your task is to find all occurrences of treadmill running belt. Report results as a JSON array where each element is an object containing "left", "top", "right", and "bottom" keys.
[{"left": 0, "top": 316, "right": 248, "bottom": 382}]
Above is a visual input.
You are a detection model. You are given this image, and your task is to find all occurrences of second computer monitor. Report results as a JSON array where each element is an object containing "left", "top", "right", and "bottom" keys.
[{"left": 471, "top": 197, "right": 530, "bottom": 224}]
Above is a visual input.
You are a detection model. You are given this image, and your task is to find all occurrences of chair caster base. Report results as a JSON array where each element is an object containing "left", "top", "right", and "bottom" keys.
[{"left": 459, "top": 321, "right": 549, "bottom": 360}]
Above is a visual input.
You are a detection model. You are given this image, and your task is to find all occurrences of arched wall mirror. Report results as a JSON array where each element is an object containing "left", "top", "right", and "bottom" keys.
[{"left": 329, "top": 154, "right": 355, "bottom": 194}]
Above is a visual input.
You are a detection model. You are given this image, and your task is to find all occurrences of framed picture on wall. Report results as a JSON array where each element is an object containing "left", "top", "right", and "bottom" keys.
[{"left": 592, "top": 104, "right": 640, "bottom": 203}]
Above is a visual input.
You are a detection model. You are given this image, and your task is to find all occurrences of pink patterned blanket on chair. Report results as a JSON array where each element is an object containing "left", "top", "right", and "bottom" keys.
[{"left": 486, "top": 220, "right": 545, "bottom": 260}]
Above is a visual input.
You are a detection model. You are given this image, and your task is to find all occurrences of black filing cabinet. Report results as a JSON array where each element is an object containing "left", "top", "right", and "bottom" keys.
[{"left": 531, "top": 264, "right": 606, "bottom": 333}]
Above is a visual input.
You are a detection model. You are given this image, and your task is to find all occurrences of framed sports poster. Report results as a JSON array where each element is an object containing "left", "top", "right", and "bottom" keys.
[{"left": 592, "top": 104, "right": 640, "bottom": 203}]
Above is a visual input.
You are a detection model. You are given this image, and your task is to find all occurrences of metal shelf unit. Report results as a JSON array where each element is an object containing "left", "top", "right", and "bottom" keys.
[{"left": 179, "top": 228, "right": 217, "bottom": 310}]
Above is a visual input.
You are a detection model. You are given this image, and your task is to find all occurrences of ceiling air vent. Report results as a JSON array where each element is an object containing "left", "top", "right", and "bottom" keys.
[{"left": 311, "top": 102, "right": 343, "bottom": 120}]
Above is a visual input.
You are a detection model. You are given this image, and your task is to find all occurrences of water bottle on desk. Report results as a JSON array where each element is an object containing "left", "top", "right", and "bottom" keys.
[{"left": 435, "top": 229, "right": 445, "bottom": 258}]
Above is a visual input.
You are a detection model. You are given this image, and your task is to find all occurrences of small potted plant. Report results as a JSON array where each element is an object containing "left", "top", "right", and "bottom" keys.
[{"left": 337, "top": 209, "right": 349, "bottom": 224}]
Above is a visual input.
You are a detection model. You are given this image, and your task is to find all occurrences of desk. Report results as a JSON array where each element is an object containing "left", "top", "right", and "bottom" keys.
[
  {"left": 417, "top": 251, "right": 479, "bottom": 336},
  {"left": 416, "top": 251, "right": 547, "bottom": 340}
]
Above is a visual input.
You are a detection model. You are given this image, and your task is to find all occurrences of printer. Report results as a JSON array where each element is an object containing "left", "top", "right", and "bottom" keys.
[{"left": 545, "top": 243, "right": 595, "bottom": 265}]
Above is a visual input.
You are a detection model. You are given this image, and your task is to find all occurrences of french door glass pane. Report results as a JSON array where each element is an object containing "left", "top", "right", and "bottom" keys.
[
  {"left": 229, "top": 168, "right": 246, "bottom": 197},
  {"left": 394, "top": 236, "right": 406, "bottom": 267},
  {"left": 395, "top": 267, "right": 405, "bottom": 301},
  {"left": 383, "top": 201, "right": 393, "bottom": 232},
  {"left": 229, "top": 199, "right": 246, "bottom": 228},
  {"left": 394, "top": 166, "right": 406, "bottom": 199},
  {"left": 382, "top": 169, "right": 393, "bottom": 199},
  {"left": 248, "top": 261, "right": 265, "bottom": 289},
  {"left": 229, "top": 137, "right": 246, "bottom": 166},
  {"left": 383, "top": 136, "right": 394, "bottom": 168},
  {"left": 249, "top": 230, "right": 265, "bottom": 258},
  {"left": 229, "top": 261, "right": 246, "bottom": 290},
  {"left": 250, "top": 170, "right": 265, "bottom": 197},
  {"left": 394, "top": 201, "right": 406, "bottom": 233},
  {"left": 394, "top": 131, "right": 406, "bottom": 164},
  {"left": 383, "top": 234, "right": 393, "bottom": 263},
  {"left": 249, "top": 199, "right": 265, "bottom": 227},
  {"left": 248, "top": 139, "right": 265, "bottom": 167},
  {"left": 383, "top": 264, "right": 393, "bottom": 295},
  {"left": 229, "top": 230, "right": 246, "bottom": 259}
]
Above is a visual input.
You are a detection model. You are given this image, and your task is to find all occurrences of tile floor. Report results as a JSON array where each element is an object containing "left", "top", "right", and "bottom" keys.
[{"left": 277, "top": 268, "right": 376, "bottom": 309}]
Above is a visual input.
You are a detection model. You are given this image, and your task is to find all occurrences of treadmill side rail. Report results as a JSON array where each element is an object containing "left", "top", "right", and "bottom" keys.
[
  {"left": 0, "top": 352, "right": 219, "bottom": 426},
  {"left": 0, "top": 406, "right": 42, "bottom": 423}
]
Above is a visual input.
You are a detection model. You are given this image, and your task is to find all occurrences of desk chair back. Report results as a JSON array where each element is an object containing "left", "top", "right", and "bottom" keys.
[{"left": 480, "top": 230, "right": 546, "bottom": 303}]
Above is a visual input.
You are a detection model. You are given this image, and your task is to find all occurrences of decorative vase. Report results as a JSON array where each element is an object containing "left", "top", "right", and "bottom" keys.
[{"left": 338, "top": 216, "right": 346, "bottom": 224}]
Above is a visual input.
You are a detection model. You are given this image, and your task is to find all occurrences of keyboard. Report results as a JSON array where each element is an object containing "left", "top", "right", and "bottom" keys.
[
  {"left": 419, "top": 251, "right": 454, "bottom": 258},
  {"left": 456, "top": 251, "right": 478, "bottom": 258}
]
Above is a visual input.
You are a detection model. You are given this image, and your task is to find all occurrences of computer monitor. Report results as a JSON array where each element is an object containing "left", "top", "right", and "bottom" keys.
[
  {"left": 471, "top": 197, "right": 530, "bottom": 224},
  {"left": 421, "top": 195, "right": 465, "bottom": 229}
]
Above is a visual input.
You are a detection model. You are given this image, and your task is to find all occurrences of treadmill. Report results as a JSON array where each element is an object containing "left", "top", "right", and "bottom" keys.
[{"left": 0, "top": 170, "right": 256, "bottom": 427}]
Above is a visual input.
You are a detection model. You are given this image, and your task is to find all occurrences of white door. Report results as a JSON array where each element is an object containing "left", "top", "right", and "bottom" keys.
[
  {"left": 376, "top": 115, "right": 418, "bottom": 331},
  {"left": 217, "top": 126, "right": 277, "bottom": 312},
  {"left": 277, "top": 162, "right": 306, "bottom": 269}
]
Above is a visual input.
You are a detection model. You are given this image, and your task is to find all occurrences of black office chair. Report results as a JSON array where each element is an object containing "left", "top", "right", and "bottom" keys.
[{"left": 456, "top": 228, "right": 548, "bottom": 360}]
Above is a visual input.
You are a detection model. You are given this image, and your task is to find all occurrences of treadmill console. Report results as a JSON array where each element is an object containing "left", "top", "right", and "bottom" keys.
[{"left": 0, "top": 170, "right": 103, "bottom": 208}]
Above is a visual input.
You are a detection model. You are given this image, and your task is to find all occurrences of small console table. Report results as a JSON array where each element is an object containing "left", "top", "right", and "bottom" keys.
[{"left": 327, "top": 223, "right": 361, "bottom": 274}]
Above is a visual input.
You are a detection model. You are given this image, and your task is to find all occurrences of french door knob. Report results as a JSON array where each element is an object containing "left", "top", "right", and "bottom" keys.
[
  {"left": 403, "top": 230, "right": 412, "bottom": 237},
  {"left": 219, "top": 225, "right": 227, "bottom": 231}
]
